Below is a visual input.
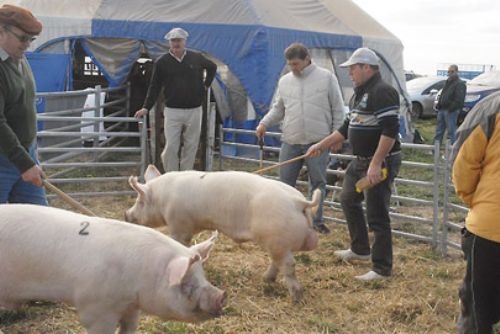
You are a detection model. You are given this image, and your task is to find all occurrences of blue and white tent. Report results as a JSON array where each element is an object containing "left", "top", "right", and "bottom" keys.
[{"left": 3, "top": 0, "right": 415, "bottom": 141}]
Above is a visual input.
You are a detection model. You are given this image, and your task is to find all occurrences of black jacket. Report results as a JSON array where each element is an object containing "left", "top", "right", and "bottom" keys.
[
  {"left": 437, "top": 75, "right": 466, "bottom": 112},
  {"left": 338, "top": 72, "right": 401, "bottom": 157}
]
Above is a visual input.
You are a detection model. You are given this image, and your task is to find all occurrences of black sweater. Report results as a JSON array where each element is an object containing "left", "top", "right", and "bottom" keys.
[
  {"left": 143, "top": 50, "right": 217, "bottom": 110},
  {"left": 0, "top": 56, "right": 37, "bottom": 172}
]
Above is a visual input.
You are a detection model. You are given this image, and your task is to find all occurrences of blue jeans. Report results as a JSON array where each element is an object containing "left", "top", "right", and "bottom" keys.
[
  {"left": 434, "top": 109, "right": 459, "bottom": 145},
  {"left": 340, "top": 153, "right": 401, "bottom": 276},
  {"left": 279, "top": 142, "right": 329, "bottom": 226},
  {"left": 0, "top": 143, "right": 48, "bottom": 205}
]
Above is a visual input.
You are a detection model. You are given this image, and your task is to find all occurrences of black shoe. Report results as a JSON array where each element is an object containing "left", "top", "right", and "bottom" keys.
[{"left": 314, "top": 223, "right": 331, "bottom": 235}]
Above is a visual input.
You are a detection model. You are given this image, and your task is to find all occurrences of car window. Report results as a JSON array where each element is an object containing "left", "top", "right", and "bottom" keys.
[{"left": 423, "top": 80, "right": 445, "bottom": 94}]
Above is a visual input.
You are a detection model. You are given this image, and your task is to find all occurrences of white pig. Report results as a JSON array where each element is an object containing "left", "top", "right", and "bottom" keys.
[
  {"left": 125, "top": 165, "right": 320, "bottom": 303},
  {"left": 0, "top": 204, "right": 226, "bottom": 334}
]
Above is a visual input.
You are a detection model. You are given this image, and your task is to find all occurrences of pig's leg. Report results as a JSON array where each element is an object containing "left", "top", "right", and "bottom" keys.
[
  {"left": 118, "top": 308, "right": 140, "bottom": 334},
  {"left": 83, "top": 320, "right": 119, "bottom": 334},
  {"left": 263, "top": 262, "right": 279, "bottom": 283},
  {"left": 169, "top": 226, "right": 193, "bottom": 246},
  {"left": 79, "top": 308, "right": 120, "bottom": 334},
  {"left": 280, "top": 252, "right": 303, "bottom": 304}
]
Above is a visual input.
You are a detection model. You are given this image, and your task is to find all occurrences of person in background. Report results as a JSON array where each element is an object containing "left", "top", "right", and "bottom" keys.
[
  {"left": 307, "top": 48, "right": 401, "bottom": 281},
  {"left": 256, "top": 42, "right": 345, "bottom": 235},
  {"left": 452, "top": 91, "right": 500, "bottom": 334},
  {"left": 135, "top": 27, "right": 217, "bottom": 172},
  {"left": 433, "top": 64, "right": 466, "bottom": 146},
  {"left": 0, "top": 4, "right": 47, "bottom": 205}
]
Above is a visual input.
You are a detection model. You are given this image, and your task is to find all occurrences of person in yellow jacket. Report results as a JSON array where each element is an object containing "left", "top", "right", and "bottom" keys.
[{"left": 452, "top": 91, "right": 500, "bottom": 334}]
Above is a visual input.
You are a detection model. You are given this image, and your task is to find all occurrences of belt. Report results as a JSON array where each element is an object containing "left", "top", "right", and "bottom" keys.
[{"left": 356, "top": 151, "right": 401, "bottom": 161}]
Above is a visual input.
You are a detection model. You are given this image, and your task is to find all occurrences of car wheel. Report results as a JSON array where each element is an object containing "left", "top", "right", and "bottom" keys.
[{"left": 411, "top": 102, "right": 423, "bottom": 119}]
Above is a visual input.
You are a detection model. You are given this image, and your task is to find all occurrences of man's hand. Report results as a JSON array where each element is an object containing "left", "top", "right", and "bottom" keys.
[
  {"left": 134, "top": 108, "right": 148, "bottom": 118},
  {"left": 329, "top": 141, "right": 343, "bottom": 153},
  {"left": 306, "top": 143, "right": 323, "bottom": 158},
  {"left": 255, "top": 123, "right": 267, "bottom": 140},
  {"left": 366, "top": 163, "right": 383, "bottom": 185},
  {"left": 21, "top": 165, "right": 45, "bottom": 187}
]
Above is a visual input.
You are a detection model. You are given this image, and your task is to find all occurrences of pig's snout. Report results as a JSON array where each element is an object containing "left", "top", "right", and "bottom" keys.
[
  {"left": 204, "top": 289, "right": 227, "bottom": 318},
  {"left": 216, "top": 290, "right": 228, "bottom": 316}
]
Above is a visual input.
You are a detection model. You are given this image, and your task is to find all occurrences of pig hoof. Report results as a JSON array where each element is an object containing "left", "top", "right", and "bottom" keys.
[
  {"left": 291, "top": 288, "right": 304, "bottom": 304},
  {"left": 263, "top": 272, "right": 277, "bottom": 283}
]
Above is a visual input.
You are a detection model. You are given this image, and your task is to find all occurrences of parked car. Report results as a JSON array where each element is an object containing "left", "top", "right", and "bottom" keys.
[
  {"left": 405, "top": 70, "right": 423, "bottom": 81},
  {"left": 407, "top": 76, "right": 447, "bottom": 119},
  {"left": 460, "top": 70, "right": 500, "bottom": 124}
]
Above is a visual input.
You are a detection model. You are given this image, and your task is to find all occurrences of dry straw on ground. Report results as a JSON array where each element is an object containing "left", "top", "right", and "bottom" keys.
[{"left": 1, "top": 193, "right": 466, "bottom": 334}]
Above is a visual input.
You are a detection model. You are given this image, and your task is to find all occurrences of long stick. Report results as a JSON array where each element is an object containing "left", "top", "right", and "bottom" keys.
[
  {"left": 42, "top": 180, "right": 96, "bottom": 216},
  {"left": 258, "top": 138, "right": 264, "bottom": 169},
  {"left": 253, "top": 153, "right": 308, "bottom": 175}
]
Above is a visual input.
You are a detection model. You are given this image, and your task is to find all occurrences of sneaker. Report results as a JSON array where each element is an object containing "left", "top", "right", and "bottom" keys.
[
  {"left": 355, "top": 270, "right": 390, "bottom": 281},
  {"left": 333, "top": 248, "right": 370, "bottom": 261},
  {"left": 313, "top": 223, "right": 331, "bottom": 235}
]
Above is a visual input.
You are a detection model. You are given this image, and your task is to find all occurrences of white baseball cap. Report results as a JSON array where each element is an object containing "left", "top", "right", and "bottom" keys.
[
  {"left": 164, "top": 27, "right": 189, "bottom": 40},
  {"left": 340, "top": 48, "right": 380, "bottom": 67}
]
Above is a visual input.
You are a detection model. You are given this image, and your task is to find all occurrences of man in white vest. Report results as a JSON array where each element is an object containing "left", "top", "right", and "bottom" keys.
[{"left": 256, "top": 42, "right": 345, "bottom": 235}]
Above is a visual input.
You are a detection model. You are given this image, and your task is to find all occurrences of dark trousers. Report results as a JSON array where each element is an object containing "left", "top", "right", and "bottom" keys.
[
  {"left": 458, "top": 229, "right": 500, "bottom": 334},
  {"left": 340, "top": 153, "right": 401, "bottom": 276}
]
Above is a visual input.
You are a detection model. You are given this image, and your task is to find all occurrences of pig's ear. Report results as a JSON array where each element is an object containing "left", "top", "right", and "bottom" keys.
[
  {"left": 166, "top": 254, "right": 201, "bottom": 286},
  {"left": 128, "top": 176, "right": 146, "bottom": 200},
  {"left": 144, "top": 164, "right": 161, "bottom": 183},
  {"left": 190, "top": 231, "right": 218, "bottom": 262}
]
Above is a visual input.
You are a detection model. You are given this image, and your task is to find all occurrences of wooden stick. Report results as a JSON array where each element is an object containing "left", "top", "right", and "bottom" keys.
[
  {"left": 253, "top": 153, "right": 309, "bottom": 175},
  {"left": 42, "top": 180, "right": 96, "bottom": 216},
  {"left": 258, "top": 138, "right": 264, "bottom": 169}
]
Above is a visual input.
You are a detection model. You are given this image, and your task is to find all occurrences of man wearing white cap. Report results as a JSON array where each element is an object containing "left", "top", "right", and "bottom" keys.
[
  {"left": 135, "top": 27, "right": 217, "bottom": 171},
  {"left": 307, "top": 47, "right": 401, "bottom": 281}
]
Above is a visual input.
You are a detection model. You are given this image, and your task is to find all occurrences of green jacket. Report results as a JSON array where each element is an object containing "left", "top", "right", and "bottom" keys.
[{"left": 0, "top": 53, "right": 37, "bottom": 173}]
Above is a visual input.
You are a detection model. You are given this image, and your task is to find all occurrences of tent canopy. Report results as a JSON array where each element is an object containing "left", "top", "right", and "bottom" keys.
[{"left": 3, "top": 0, "right": 406, "bottom": 117}]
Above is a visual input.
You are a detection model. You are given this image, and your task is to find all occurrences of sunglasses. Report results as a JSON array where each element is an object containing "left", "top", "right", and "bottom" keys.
[{"left": 4, "top": 26, "right": 36, "bottom": 43}]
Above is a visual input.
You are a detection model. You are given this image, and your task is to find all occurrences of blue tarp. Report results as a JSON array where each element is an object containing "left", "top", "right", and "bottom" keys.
[
  {"left": 26, "top": 53, "right": 70, "bottom": 130},
  {"left": 90, "top": 21, "right": 362, "bottom": 116},
  {"left": 26, "top": 53, "right": 69, "bottom": 93}
]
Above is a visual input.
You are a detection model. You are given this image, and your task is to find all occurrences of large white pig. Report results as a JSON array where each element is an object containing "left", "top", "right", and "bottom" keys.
[
  {"left": 125, "top": 165, "right": 320, "bottom": 303},
  {"left": 0, "top": 204, "right": 226, "bottom": 334}
]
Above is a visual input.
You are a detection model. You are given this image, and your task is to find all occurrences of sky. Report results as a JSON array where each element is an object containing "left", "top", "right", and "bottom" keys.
[{"left": 351, "top": 0, "right": 500, "bottom": 76}]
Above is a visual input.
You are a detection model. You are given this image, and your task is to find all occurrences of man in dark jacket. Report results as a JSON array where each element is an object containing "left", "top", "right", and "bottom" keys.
[
  {"left": 0, "top": 4, "right": 47, "bottom": 205},
  {"left": 307, "top": 48, "right": 401, "bottom": 281},
  {"left": 135, "top": 27, "right": 217, "bottom": 171},
  {"left": 433, "top": 64, "right": 466, "bottom": 145}
]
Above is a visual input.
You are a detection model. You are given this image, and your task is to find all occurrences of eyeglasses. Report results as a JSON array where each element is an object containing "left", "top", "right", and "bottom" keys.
[{"left": 4, "top": 26, "right": 36, "bottom": 43}]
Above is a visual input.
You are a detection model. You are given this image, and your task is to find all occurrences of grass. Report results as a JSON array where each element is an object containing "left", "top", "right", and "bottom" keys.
[{"left": 1, "top": 197, "right": 467, "bottom": 334}]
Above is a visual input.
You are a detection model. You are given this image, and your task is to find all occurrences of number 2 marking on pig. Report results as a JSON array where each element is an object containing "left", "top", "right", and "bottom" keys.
[{"left": 79, "top": 222, "right": 90, "bottom": 235}]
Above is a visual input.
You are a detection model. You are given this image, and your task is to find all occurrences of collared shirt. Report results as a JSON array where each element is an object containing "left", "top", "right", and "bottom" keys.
[
  {"left": 0, "top": 47, "right": 23, "bottom": 73},
  {"left": 169, "top": 49, "right": 187, "bottom": 63},
  {"left": 0, "top": 47, "right": 8, "bottom": 61}
]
